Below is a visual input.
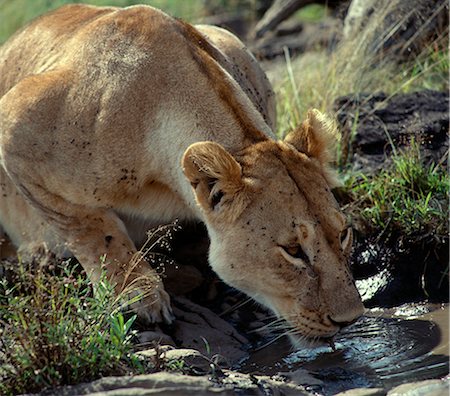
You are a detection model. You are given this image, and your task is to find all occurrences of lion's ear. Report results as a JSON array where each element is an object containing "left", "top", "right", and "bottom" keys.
[
  {"left": 284, "top": 109, "right": 337, "bottom": 165},
  {"left": 182, "top": 141, "right": 244, "bottom": 214}
]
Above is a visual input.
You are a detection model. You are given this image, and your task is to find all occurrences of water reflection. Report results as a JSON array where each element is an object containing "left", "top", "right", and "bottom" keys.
[{"left": 243, "top": 304, "right": 449, "bottom": 395}]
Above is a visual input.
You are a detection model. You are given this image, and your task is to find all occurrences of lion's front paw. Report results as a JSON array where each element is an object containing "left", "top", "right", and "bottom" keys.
[{"left": 129, "top": 284, "right": 175, "bottom": 325}]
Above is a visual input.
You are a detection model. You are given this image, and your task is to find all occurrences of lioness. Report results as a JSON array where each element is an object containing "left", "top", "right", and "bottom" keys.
[{"left": 0, "top": 4, "right": 364, "bottom": 341}]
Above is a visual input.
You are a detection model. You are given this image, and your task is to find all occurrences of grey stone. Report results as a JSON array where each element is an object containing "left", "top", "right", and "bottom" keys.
[
  {"left": 281, "top": 368, "right": 323, "bottom": 386},
  {"left": 163, "top": 348, "right": 211, "bottom": 374},
  {"left": 170, "top": 296, "right": 249, "bottom": 364},
  {"left": 336, "top": 388, "right": 385, "bottom": 396},
  {"left": 46, "top": 370, "right": 312, "bottom": 396},
  {"left": 388, "top": 378, "right": 450, "bottom": 396},
  {"left": 136, "top": 330, "right": 176, "bottom": 347},
  {"left": 136, "top": 345, "right": 174, "bottom": 359}
]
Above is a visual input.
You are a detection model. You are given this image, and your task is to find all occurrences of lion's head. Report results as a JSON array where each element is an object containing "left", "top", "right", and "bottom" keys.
[{"left": 182, "top": 109, "right": 364, "bottom": 342}]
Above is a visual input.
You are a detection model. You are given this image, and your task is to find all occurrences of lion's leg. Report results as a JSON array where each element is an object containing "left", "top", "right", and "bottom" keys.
[{"left": 7, "top": 174, "right": 172, "bottom": 323}]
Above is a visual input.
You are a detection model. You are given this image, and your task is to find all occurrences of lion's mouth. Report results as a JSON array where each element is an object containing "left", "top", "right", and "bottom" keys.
[
  {"left": 326, "top": 336, "right": 337, "bottom": 351},
  {"left": 287, "top": 332, "right": 338, "bottom": 351}
]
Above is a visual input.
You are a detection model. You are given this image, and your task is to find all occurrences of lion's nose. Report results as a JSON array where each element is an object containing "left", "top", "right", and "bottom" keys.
[
  {"left": 327, "top": 306, "right": 364, "bottom": 329},
  {"left": 328, "top": 315, "right": 359, "bottom": 329}
]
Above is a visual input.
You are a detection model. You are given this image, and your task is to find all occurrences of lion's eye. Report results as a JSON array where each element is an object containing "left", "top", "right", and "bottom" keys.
[
  {"left": 283, "top": 244, "right": 309, "bottom": 264},
  {"left": 210, "top": 190, "right": 224, "bottom": 209},
  {"left": 340, "top": 227, "right": 352, "bottom": 247}
]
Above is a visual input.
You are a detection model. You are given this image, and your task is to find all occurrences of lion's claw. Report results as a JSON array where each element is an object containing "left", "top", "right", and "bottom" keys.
[{"left": 129, "top": 285, "right": 174, "bottom": 325}]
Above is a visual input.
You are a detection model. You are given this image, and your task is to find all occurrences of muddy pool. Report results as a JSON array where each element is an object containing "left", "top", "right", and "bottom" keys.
[{"left": 242, "top": 303, "right": 449, "bottom": 395}]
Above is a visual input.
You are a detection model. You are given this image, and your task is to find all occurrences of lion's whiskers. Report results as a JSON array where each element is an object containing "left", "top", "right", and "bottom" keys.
[
  {"left": 219, "top": 296, "right": 254, "bottom": 316},
  {"left": 248, "top": 317, "right": 287, "bottom": 333}
]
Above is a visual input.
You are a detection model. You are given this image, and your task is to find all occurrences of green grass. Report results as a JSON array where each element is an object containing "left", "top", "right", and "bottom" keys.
[
  {"left": 0, "top": 0, "right": 207, "bottom": 44},
  {"left": 342, "top": 142, "right": 448, "bottom": 238},
  {"left": 400, "top": 44, "right": 450, "bottom": 92},
  {"left": 0, "top": 254, "right": 146, "bottom": 395},
  {"left": 293, "top": 3, "right": 327, "bottom": 23}
]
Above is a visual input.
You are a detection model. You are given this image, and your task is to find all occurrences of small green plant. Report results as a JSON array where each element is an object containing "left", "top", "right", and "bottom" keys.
[
  {"left": 165, "top": 358, "right": 186, "bottom": 372},
  {"left": 343, "top": 142, "right": 448, "bottom": 238},
  {"left": 0, "top": 253, "right": 146, "bottom": 395}
]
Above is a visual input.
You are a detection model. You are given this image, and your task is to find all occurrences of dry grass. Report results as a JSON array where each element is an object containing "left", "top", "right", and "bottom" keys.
[{"left": 269, "top": 0, "right": 449, "bottom": 137}]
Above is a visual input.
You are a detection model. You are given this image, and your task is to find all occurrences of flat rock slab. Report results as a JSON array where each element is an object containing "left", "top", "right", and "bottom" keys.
[
  {"left": 335, "top": 388, "right": 384, "bottom": 396},
  {"left": 170, "top": 296, "right": 249, "bottom": 363},
  {"left": 44, "top": 371, "right": 312, "bottom": 396},
  {"left": 134, "top": 297, "right": 249, "bottom": 364}
]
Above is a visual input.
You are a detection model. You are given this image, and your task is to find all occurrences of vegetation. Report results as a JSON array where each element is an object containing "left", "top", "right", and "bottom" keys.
[
  {"left": 293, "top": 3, "right": 328, "bottom": 23},
  {"left": 272, "top": 48, "right": 448, "bottom": 136},
  {"left": 0, "top": 0, "right": 448, "bottom": 393},
  {"left": 0, "top": 254, "right": 146, "bottom": 395},
  {"left": 342, "top": 142, "right": 448, "bottom": 238}
]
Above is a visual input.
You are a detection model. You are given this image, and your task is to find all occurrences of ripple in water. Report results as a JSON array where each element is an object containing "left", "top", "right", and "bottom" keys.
[{"left": 243, "top": 305, "right": 449, "bottom": 395}]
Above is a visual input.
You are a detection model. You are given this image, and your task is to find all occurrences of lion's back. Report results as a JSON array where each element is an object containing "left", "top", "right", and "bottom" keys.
[{"left": 0, "top": 4, "right": 179, "bottom": 98}]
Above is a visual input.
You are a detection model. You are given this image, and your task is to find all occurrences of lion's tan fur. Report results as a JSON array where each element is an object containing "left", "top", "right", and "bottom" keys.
[{"left": 0, "top": 4, "right": 363, "bottom": 336}]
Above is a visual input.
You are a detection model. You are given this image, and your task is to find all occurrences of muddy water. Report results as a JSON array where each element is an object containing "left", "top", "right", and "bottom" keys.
[{"left": 242, "top": 304, "right": 449, "bottom": 395}]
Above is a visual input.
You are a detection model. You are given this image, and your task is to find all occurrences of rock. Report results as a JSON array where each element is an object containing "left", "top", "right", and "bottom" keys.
[
  {"left": 282, "top": 368, "right": 323, "bottom": 387},
  {"left": 136, "top": 345, "right": 173, "bottom": 359},
  {"left": 351, "top": 230, "right": 449, "bottom": 307},
  {"left": 136, "top": 330, "right": 176, "bottom": 347},
  {"left": 163, "top": 264, "right": 204, "bottom": 296},
  {"left": 45, "top": 370, "right": 312, "bottom": 396},
  {"left": 334, "top": 90, "right": 449, "bottom": 307},
  {"left": 387, "top": 378, "right": 450, "bottom": 396},
  {"left": 163, "top": 349, "right": 212, "bottom": 374},
  {"left": 335, "top": 90, "right": 449, "bottom": 172},
  {"left": 46, "top": 372, "right": 232, "bottom": 396},
  {"left": 137, "top": 348, "right": 213, "bottom": 375},
  {"left": 169, "top": 296, "right": 249, "bottom": 364},
  {"left": 336, "top": 388, "right": 384, "bottom": 396}
]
